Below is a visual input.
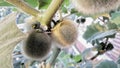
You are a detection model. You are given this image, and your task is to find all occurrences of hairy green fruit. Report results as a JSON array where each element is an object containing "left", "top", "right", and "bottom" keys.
[
  {"left": 22, "top": 31, "right": 51, "bottom": 61},
  {"left": 71, "top": 0, "right": 120, "bottom": 14},
  {"left": 52, "top": 19, "right": 78, "bottom": 48}
]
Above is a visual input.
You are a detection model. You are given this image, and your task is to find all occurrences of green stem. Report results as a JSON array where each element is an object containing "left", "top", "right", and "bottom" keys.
[
  {"left": 40, "top": 0, "right": 64, "bottom": 25},
  {"left": 5, "top": 0, "right": 64, "bottom": 26},
  {"left": 5, "top": 0, "right": 40, "bottom": 17},
  {"left": 49, "top": 47, "right": 61, "bottom": 67}
]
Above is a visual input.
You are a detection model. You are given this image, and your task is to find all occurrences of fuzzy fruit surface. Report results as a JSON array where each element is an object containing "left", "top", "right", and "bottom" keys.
[
  {"left": 71, "top": 0, "right": 120, "bottom": 14},
  {"left": 52, "top": 19, "right": 78, "bottom": 48},
  {"left": 22, "top": 31, "right": 51, "bottom": 60}
]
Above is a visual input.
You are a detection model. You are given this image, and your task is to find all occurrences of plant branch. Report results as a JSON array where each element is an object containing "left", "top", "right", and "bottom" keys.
[
  {"left": 41, "top": 0, "right": 64, "bottom": 25},
  {"left": 5, "top": 0, "right": 40, "bottom": 17}
]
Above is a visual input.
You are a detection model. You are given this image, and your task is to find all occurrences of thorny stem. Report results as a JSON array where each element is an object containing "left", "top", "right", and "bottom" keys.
[{"left": 5, "top": 0, "right": 40, "bottom": 17}]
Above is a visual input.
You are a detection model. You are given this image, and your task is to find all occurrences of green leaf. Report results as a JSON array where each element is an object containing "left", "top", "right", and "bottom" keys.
[
  {"left": 38, "top": 0, "right": 52, "bottom": 9},
  {"left": 62, "top": 6, "right": 68, "bottom": 13},
  {"left": 95, "top": 60, "right": 117, "bottom": 68},
  {"left": 71, "top": 8, "right": 78, "bottom": 14},
  {"left": 75, "top": 12, "right": 83, "bottom": 16},
  {"left": 0, "top": 0, "right": 4, "bottom": 3},
  {"left": 73, "top": 55, "right": 82, "bottom": 63},
  {"left": 0, "top": 1, "right": 13, "bottom": 6},
  {"left": 111, "top": 11, "right": 120, "bottom": 25},
  {"left": 61, "top": 0, "right": 69, "bottom": 13},
  {"left": 83, "top": 23, "right": 100, "bottom": 40},
  {"left": 87, "top": 30, "right": 117, "bottom": 43},
  {"left": 117, "top": 56, "right": 120, "bottom": 64},
  {"left": 25, "top": 0, "right": 51, "bottom": 9},
  {"left": 24, "top": 0, "right": 38, "bottom": 7},
  {"left": 62, "top": 0, "right": 69, "bottom": 6},
  {"left": 12, "top": 8, "right": 18, "bottom": 11},
  {"left": 111, "top": 12, "right": 120, "bottom": 20},
  {"left": 106, "top": 23, "right": 118, "bottom": 30}
]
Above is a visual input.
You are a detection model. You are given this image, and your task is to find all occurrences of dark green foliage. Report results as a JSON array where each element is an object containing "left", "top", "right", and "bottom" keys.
[
  {"left": 106, "top": 23, "right": 118, "bottom": 30},
  {"left": 83, "top": 23, "right": 99, "bottom": 40}
]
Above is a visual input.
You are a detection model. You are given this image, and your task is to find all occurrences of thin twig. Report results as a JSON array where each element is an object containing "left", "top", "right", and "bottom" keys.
[{"left": 49, "top": 47, "right": 61, "bottom": 67}]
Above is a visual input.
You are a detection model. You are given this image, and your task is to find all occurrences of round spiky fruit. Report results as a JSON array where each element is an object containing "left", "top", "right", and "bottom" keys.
[
  {"left": 71, "top": 0, "right": 120, "bottom": 14},
  {"left": 22, "top": 31, "right": 51, "bottom": 61},
  {"left": 52, "top": 19, "right": 78, "bottom": 48}
]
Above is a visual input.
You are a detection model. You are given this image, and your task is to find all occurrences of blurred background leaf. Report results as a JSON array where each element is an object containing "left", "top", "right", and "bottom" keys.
[
  {"left": 37, "top": 0, "right": 52, "bottom": 9},
  {"left": 0, "top": 1, "right": 13, "bottom": 6},
  {"left": 24, "top": 0, "right": 38, "bottom": 8},
  {"left": 79, "top": 60, "right": 93, "bottom": 68},
  {"left": 110, "top": 11, "right": 120, "bottom": 28},
  {"left": 62, "top": 6, "right": 68, "bottom": 13},
  {"left": 73, "top": 54, "right": 82, "bottom": 63},
  {"left": 83, "top": 23, "right": 101, "bottom": 40},
  {"left": 87, "top": 30, "right": 117, "bottom": 43},
  {"left": 0, "top": 0, "right": 4, "bottom": 3},
  {"left": 117, "top": 56, "right": 120, "bottom": 64},
  {"left": 95, "top": 60, "right": 118, "bottom": 68},
  {"left": 106, "top": 23, "right": 118, "bottom": 30}
]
